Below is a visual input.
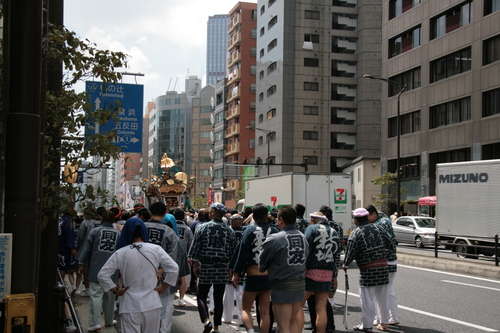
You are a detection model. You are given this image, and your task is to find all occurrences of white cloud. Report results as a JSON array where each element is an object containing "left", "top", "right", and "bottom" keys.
[{"left": 64, "top": 0, "right": 256, "bottom": 103}]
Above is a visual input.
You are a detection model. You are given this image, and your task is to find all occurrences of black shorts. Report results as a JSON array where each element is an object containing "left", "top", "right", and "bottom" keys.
[{"left": 243, "top": 275, "right": 271, "bottom": 292}]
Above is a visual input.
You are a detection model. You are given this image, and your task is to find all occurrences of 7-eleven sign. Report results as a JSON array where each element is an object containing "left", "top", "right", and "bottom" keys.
[{"left": 334, "top": 188, "right": 347, "bottom": 204}]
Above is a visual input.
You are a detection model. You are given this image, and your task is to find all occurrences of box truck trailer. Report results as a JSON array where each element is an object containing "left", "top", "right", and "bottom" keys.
[
  {"left": 436, "top": 160, "right": 500, "bottom": 258},
  {"left": 242, "top": 172, "right": 352, "bottom": 238}
]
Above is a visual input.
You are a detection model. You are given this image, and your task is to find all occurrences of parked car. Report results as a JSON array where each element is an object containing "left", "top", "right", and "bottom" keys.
[{"left": 392, "top": 216, "right": 436, "bottom": 248}]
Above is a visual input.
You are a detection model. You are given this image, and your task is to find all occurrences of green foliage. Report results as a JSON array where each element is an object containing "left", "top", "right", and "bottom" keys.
[
  {"left": 192, "top": 195, "right": 208, "bottom": 209},
  {"left": 43, "top": 24, "right": 129, "bottom": 221},
  {"left": 371, "top": 171, "right": 410, "bottom": 214}
]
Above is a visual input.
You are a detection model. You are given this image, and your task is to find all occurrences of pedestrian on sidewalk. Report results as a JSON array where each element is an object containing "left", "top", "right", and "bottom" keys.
[
  {"left": 174, "top": 208, "right": 194, "bottom": 308},
  {"left": 76, "top": 210, "right": 120, "bottom": 332},
  {"left": 98, "top": 218, "right": 179, "bottom": 333}
]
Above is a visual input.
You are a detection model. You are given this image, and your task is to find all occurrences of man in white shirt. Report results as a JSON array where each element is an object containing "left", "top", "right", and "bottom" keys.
[{"left": 98, "top": 218, "right": 179, "bottom": 332}]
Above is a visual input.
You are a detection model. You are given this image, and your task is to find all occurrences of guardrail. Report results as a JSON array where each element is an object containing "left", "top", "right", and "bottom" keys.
[
  {"left": 394, "top": 232, "right": 499, "bottom": 266},
  {"left": 433, "top": 232, "right": 499, "bottom": 266}
]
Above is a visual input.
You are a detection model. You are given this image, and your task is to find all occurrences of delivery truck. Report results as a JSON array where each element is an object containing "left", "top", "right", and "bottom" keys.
[
  {"left": 242, "top": 172, "right": 352, "bottom": 238},
  {"left": 436, "top": 160, "right": 500, "bottom": 258}
]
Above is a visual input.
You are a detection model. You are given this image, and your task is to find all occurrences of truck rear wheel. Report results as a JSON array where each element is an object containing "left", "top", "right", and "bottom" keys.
[{"left": 456, "top": 240, "right": 473, "bottom": 259}]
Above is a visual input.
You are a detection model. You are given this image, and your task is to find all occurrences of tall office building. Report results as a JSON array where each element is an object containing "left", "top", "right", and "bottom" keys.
[
  {"left": 207, "top": 15, "right": 230, "bottom": 86},
  {"left": 254, "top": 0, "right": 382, "bottom": 208},
  {"left": 189, "top": 85, "right": 216, "bottom": 198},
  {"left": 148, "top": 77, "right": 201, "bottom": 177},
  {"left": 376, "top": 0, "right": 500, "bottom": 201}
]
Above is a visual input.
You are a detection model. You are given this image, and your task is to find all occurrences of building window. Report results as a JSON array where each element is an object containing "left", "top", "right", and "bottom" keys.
[
  {"left": 430, "top": 97, "right": 470, "bottom": 128},
  {"left": 303, "top": 131, "right": 319, "bottom": 140},
  {"left": 304, "top": 34, "right": 320, "bottom": 43},
  {"left": 484, "top": 34, "right": 500, "bottom": 65},
  {"left": 258, "top": 136, "right": 264, "bottom": 146},
  {"left": 430, "top": 1, "right": 473, "bottom": 40},
  {"left": 250, "top": 101, "right": 256, "bottom": 111},
  {"left": 389, "top": 26, "right": 421, "bottom": 58},
  {"left": 259, "top": 114, "right": 264, "bottom": 123},
  {"left": 304, "top": 58, "right": 319, "bottom": 67},
  {"left": 252, "top": 9, "right": 257, "bottom": 20},
  {"left": 483, "top": 142, "right": 500, "bottom": 159},
  {"left": 251, "top": 65, "right": 257, "bottom": 75},
  {"left": 251, "top": 47, "right": 257, "bottom": 57},
  {"left": 430, "top": 47, "right": 471, "bottom": 83},
  {"left": 267, "top": 38, "right": 278, "bottom": 52},
  {"left": 259, "top": 70, "right": 264, "bottom": 80},
  {"left": 483, "top": 88, "right": 500, "bottom": 117},
  {"left": 304, "top": 82, "right": 319, "bottom": 91},
  {"left": 250, "top": 138, "right": 255, "bottom": 149},
  {"left": 388, "top": 67, "right": 421, "bottom": 97},
  {"left": 259, "top": 93, "right": 264, "bottom": 102},
  {"left": 175, "top": 98, "right": 181, "bottom": 104},
  {"left": 251, "top": 28, "right": 257, "bottom": 38},
  {"left": 304, "top": 156, "right": 318, "bottom": 165},
  {"left": 215, "top": 111, "right": 224, "bottom": 123},
  {"left": 389, "top": 0, "right": 422, "bottom": 19},
  {"left": 267, "top": 109, "right": 276, "bottom": 120},
  {"left": 267, "top": 85, "right": 277, "bottom": 97},
  {"left": 388, "top": 110, "right": 421, "bottom": 137},
  {"left": 332, "top": 0, "right": 357, "bottom": 7},
  {"left": 267, "top": 61, "right": 277, "bottom": 74},
  {"left": 485, "top": 0, "right": 500, "bottom": 15},
  {"left": 268, "top": 0, "right": 276, "bottom": 7},
  {"left": 304, "top": 105, "right": 319, "bottom": 115},
  {"left": 305, "top": 10, "right": 320, "bottom": 20},
  {"left": 260, "top": 27, "right": 265, "bottom": 37},
  {"left": 166, "top": 99, "right": 171, "bottom": 105},
  {"left": 260, "top": 48, "right": 265, "bottom": 58},
  {"left": 250, "top": 83, "right": 257, "bottom": 93},
  {"left": 268, "top": 15, "right": 278, "bottom": 30},
  {"left": 260, "top": 5, "right": 265, "bottom": 15}
]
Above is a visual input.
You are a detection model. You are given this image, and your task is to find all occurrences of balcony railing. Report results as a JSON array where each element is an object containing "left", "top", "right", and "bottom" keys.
[
  {"left": 225, "top": 123, "right": 240, "bottom": 138},
  {"left": 226, "top": 104, "right": 240, "bottom": 120},
  {"left": 226, "top": 141, "right": 240, "bottom": 155},
  {"left": 228, "top": 13, "right": 241, "bottom": 33},
  {"left": 228, "top": 32, "right": 241, "bottom": 51}
]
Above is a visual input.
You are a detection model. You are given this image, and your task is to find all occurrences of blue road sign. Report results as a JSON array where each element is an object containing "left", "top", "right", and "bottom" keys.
[{"left": 85, "top": 81, "right": 143, "bottom": 153}]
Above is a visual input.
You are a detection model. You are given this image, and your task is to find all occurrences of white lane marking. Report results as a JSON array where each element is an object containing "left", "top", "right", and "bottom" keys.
[
  {"left": 442, "top": 280, "right": 500, "bottom": 292},
  {"left": 336, "top": 289, "right": 498, "bottom": 332},
  {"left": 399, "top": 264, "right": 500, "bottom": 284}
]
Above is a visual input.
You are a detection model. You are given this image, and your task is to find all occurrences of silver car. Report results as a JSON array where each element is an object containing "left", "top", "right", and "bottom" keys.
[{"left": 392, "top": 216, "right": 436, "bottom": 248}]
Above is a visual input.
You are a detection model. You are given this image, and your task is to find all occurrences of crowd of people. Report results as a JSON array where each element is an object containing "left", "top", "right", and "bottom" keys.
[{"left": 57, "top": 201, "right": 399, "bottom": 333}]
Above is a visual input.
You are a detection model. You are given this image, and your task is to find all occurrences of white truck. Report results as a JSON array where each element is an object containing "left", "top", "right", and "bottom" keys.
[
  {"left": 242, "top": 172, "right": 353, "bottom": 238},
  {"left": 436, "top": 160, "right": 500, "bottom": 258}
]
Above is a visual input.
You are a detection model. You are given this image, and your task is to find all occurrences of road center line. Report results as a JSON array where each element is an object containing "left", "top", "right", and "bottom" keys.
[
  {"left": 442, "top": 279, "right": 500, "bottom": 291},
  {"left": 336, "top": 289, "right": 498, "bottom": 332},
  {"left": 399, "top": 264, "right": 500, "bottom": 284}
]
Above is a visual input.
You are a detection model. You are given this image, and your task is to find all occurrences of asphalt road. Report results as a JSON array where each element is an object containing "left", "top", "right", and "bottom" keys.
[{"left": 170, "top": 263, "right": 500, "bottom": 333}]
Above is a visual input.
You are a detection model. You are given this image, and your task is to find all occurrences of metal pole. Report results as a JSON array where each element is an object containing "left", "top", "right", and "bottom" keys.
[
  {"left": 397, "top": 89, "right": 401, "bottom": 215},
  {"left": 267, "top": 132, "right": 270, "bottom": 175}
]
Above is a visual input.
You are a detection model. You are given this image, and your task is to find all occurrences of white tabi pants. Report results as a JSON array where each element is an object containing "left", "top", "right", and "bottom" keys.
[
  {"left": 121, "top": 308, "right": 161, "bottom": 333},
  {"left": 359, "top": 284, "right": 389, "bottom": 329},
  {"left": 222, "top": 283, "right": 243, "bottom": 323}
]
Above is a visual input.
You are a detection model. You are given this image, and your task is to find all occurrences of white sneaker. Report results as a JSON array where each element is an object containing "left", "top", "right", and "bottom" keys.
[
  {"left": 88, "top": 324, "right": 101, "bottom": 332},
  {"left": 175, "top": 299, "right": 186, "bottom": 307},
  {"left": 74, "top": 290, "right": 81, "bottom": 295},
  {"left": 82, "top": 289, "right": 91, "bottom": 297}
]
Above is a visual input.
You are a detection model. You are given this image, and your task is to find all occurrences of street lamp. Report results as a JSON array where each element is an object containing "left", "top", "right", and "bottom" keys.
[
  {"left": 364, "top": 74, "right": 407, "bottom": 213},
  {"left": 246, "top": 126, "right": 275, "bottom": 175}
]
